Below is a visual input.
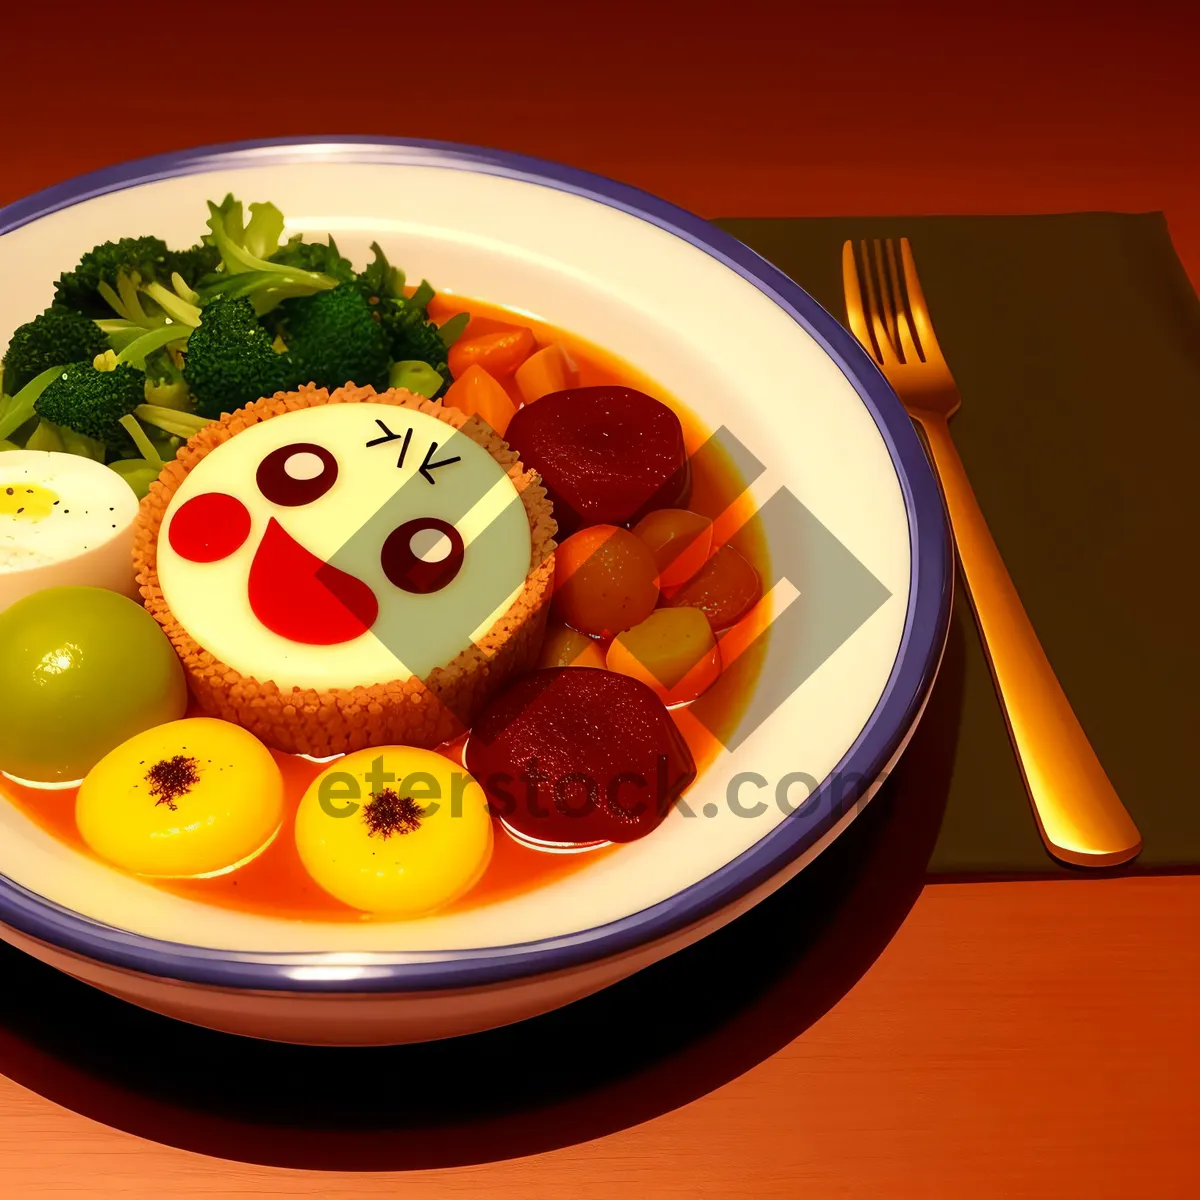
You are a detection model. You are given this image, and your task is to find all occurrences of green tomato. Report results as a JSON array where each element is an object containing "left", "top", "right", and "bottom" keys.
[{"left": 0, "top": 586, "right": 187, "bottom": 783}]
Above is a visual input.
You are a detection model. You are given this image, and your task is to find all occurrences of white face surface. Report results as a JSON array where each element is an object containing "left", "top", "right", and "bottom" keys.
[{"left": 157, "top": 404, "right": 532, "bottom": 690}]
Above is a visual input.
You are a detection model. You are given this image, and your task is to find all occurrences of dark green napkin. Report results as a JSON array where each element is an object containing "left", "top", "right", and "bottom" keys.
[{"left": 715, "top": 215, "right": 1200, "bottom": 875}]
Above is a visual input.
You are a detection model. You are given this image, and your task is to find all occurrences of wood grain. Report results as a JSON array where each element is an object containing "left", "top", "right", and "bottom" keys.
[
  {"left": 2, "top": 2, "right": 1198, "bottom": 1195},
  {"left": 1, "top": 878, "right": 1196, "bottom": 1197}
]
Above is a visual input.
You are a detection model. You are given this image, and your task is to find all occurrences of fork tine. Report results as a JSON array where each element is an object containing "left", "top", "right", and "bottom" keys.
[
  {"left": 884, "top": 238, "right": 923, "bottom": 365},
  {"left": 856, "top": 241, "right": 899, "bottom": 366},
  {"left": 899, "top": 237, "right": 945, "bottom": 361},
  {"left": 858, "top": 241, "right": 900, "bottom": 367},
  {"left": 872, "top": 239, "right": 900, "bottom": 353},
  {"left": 840, "top": 241, "right": 874, "bottom": 354}
]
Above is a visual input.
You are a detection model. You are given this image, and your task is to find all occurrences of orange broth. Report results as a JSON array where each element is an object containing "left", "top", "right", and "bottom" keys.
[{"left": 0, "top": 296, "right": 770, "bottom": 922}]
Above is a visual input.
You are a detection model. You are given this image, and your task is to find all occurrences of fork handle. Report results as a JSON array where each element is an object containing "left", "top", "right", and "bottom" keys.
[{"left": 914, "top": 411, "right": 1141, "bottom": 867}]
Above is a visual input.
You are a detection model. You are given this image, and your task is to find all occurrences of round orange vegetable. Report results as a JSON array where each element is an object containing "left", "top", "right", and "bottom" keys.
[
  {"left": 666, "top": 543, "right": 761, "bottom": 630},
  {"left": 552, "top": 524, "right": 659, "bottom": 638},
  {"left": 448, "top": 326, "right": 537, "bottom": 380},
  {"left": 443, "top": 365, "right": 518, "bottom": 436},
  {"left": 515, "top": 343, "right": 577, "bottom": 404},
  {"left": 632, "top": 508, "right": 714, "bottom": 589},
  {"left": 606, "top": 608, "right": 721, "bottom": 705},
  {"left": 538, "top": 623, "right": 607, "bottom": 670}
]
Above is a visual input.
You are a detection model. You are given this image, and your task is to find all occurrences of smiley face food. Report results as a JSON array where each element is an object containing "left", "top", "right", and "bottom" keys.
[
  {"left": 295, "top": 746, "right": 493, "bottom": 914},
  {"left": 133, "top": 383, "right": 556, "bottom": 756},
  {"left": 465, "top": 667, "right": 697, "bottom": 847},
  {"left": 77, "top": 718, "right": 284, "bottom": 877},
  {"left": 0, "top": 450, "right": 139, "bottom": 613},
  {"left": 0, "top": 585, "right": 188, "bottom": 783}
]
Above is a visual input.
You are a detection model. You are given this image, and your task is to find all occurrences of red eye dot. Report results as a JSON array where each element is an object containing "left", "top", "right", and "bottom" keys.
[{"left": 168, "top": 492, "right": 252, "bottom": 563}]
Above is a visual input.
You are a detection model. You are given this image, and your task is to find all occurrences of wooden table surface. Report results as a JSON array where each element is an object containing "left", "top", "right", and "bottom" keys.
[{"left": 2, "top": 4, "right": 1198, "bottom": 1196}]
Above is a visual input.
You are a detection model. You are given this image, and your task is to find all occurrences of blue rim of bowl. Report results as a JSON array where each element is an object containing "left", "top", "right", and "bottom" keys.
[{"left": 0, "top": 137, "right": 952, "bottom": 993}]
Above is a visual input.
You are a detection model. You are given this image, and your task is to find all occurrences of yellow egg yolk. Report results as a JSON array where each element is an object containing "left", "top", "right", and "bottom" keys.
[
  {"left": 295, "top": 746, "right": 494, "bottom": 915},
  {"left": 76, "top": 718, "right": 284, "bottom": 878},
  {"left": 0, "top": 482, "right": 57, "bottom": 519}
]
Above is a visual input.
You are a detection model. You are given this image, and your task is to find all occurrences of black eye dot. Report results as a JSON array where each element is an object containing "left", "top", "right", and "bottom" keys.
[
  {"left": 257, "top": 443, "right": 338, "bottom": 507},
  {"left": 381, "top": 518, "right": 465, "bottom": 594}
]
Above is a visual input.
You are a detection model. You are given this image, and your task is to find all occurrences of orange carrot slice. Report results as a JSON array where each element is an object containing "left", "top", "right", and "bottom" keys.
[
  {"left": 553, "top": 525, "right": 659, "bottom": 638},
  {"left": 443, "top": 365, "right": 518, "bottom": 436},
  {"left": 448, "top": 327, "right": 536, "bottom": 379},
  {"left": 514, "top": 343, "right": 577, "bottom": 404},
  {"left": 632, "top": 508, "right": 714, "bottom": 589}
]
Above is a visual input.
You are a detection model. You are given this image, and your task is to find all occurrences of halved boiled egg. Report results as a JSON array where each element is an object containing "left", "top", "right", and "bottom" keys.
[
  {"left": 0, "top": 450, "right": 139, "bottom": 613},
  {"left": 76, "top": 717, "right": 284, "bottom": 878},
  {"left": 295, "top": 746, "right": 494, "bottom": 915}
]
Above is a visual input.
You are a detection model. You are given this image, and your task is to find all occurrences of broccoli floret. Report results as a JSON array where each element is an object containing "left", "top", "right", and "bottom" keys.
[
  {"left": 182, "top": 295, "right": 295, "bottom": 419},
  {"left": 34, "top": 360, "right": 146, "bottom": 447},
  {"left": 2, "top": 307, "right": 109, "bottom": 393},
  {"left": 142, "top": 346, "right": 192, "bottom": 410},
  {"left": 284, "top": 284, "right": 391, "bottom": 392},
  {"left": 53, "top": 237, "right": 176, "bottom": 317},
  {"left": 385, "top": 305, "right": 452, "bottom": 374},
  {"left": 271, "top": 234, "right": 356, "bottom": 284},
  {"left": 355, "top": 242, "right": 454, "bottom": 393},
  {"left": 170, "top": 242, "right": 222, "bottom": 287},
  {"left": 356, "top": 242, "right": 408, "bottom": 301}
]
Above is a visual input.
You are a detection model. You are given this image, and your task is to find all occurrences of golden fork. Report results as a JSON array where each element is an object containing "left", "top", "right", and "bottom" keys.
[{"left": 842, "top": 237, "right": 1141, "bottom": 867}]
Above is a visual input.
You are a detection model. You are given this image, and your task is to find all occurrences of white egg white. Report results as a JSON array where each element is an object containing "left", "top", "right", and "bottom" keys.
[{"left": 0, "top": 450, "right": 140, "bottom": 612}]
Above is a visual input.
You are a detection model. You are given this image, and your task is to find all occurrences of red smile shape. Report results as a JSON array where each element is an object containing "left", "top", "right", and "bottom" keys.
[{"left": 247, "top": 517, "right": 378, "bottom": 645}]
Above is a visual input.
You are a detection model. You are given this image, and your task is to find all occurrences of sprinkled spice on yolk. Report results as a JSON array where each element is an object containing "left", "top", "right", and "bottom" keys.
[
  {"left": 0, "top": 482, "right": 57, "bottom": 519},
  {"left": 362, "top": 787, "right": 423, "bottom": 837},
  {"left": 76, "top": 717, "right": 283, "bottom": 878},
  {"left": 295, "top": 746, "right": 494, "bottom": 915},
  {"left": 145, "top": 755, "right": 200, "bottom": 810}
]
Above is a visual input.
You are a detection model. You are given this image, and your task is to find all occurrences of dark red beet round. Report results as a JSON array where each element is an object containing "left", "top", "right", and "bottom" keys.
[
  {"left": 505, "top": 386, "right": 689, "bottom": 535},
  {"left": 464, "top": 668, "right": 697, "bottom": 845}
]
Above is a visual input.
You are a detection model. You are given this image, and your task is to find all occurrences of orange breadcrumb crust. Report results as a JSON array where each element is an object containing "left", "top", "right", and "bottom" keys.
[{"left": 132, "top": 384, "right": 557, "bottom": 756}]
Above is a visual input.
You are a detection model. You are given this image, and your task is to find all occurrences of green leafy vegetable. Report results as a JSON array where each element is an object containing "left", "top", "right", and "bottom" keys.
[
  {"left": 272, "top": 234, "right": 356, "bottom": 283},
  {"left": 133, "top": 404, "right": 208, "bottom": 439},
  {"left": 0, "top": 366, "right": 67, "bottom": 441},
  {"left": 25, "top": 419, "right": 65, "bottom": 453},
  {"left": 169, "top": 242, "right": 222, "bottom": 288},
  {"left": 112, "top": 415, "right": 166, "bottom": 498},
  {"left": 358, "top": 242, "right": 407, "bottom": 300},
  {"left": 438, "top": 311, "right": 470, "bottom": 348}
]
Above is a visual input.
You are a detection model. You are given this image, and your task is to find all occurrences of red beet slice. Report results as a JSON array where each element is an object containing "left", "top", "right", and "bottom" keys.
[
  {"left": 505, "top": 386, "right": 689, "bottom": 535},
  {"left": 464, "top": 668, "right": 696, "bottom": 845}
]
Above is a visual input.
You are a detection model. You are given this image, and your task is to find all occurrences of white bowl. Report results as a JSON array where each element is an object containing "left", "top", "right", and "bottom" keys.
[{"left": 0, "top": 139, "right": 951, "bottom": 1045}]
